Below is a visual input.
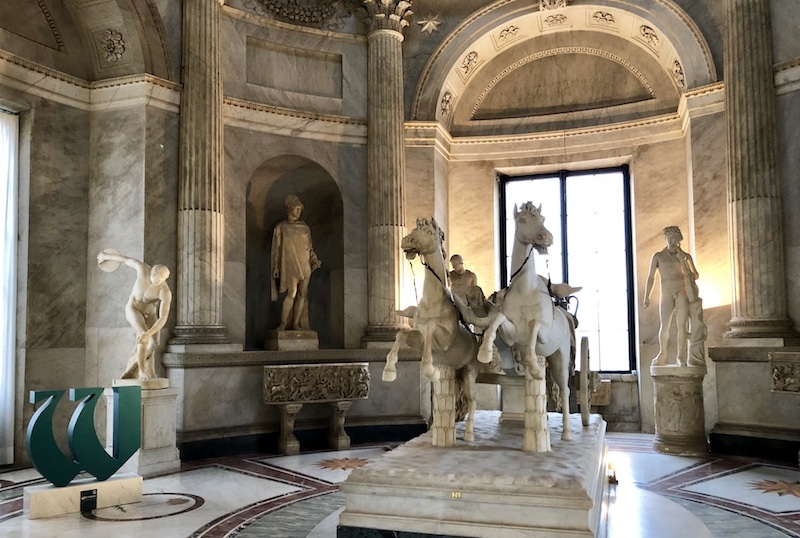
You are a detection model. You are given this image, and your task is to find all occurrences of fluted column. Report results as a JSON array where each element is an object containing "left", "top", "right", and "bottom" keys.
[
  {"left": 361, "top": 1, "right": 413, "bottom": 344},
  {"left": 724, "top": 0, "right": 796, "bottom": 337},
  {"left": 171, "top": 0, "right": 229, "bottom": 344}
]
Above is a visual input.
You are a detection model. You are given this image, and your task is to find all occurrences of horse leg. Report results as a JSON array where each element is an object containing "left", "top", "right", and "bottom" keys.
[
  {"left": 421, "top": 323, "right": 439, "bottom": 381},
  {"left": 383, "top": 329, "right": 408, "bottom": 382},
  {"left": 555, "top": 345, "right": 572, "bottom": 441},
  {"left": 478, "top": 312, "right": 507, "bottom": 364},
  {"left": 461, "top": 361, "right": 479, "bottom": 442},
  {"left": 525, "top": 320, "right": 545, "bottom": 380}
]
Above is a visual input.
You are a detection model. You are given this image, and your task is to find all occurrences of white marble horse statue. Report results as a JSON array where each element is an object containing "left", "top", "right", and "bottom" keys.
[
  {"left": 382, "top": 217, "right": 481, "bottom": 446},
  {"left": 457, "top": 202, "right": 576, "bottom": 451}
]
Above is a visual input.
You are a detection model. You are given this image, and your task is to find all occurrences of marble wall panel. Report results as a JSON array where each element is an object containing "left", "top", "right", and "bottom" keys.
[
  {"left": 222, "top": 12, "right": 367, "bottom": 119},
  {"left": 447, "top": 160, "right": 501, "bottom": 292},
  {"left": 686, "top": 111, "right": 729, "bottom": 433},
  {"left": 715, "top": 361, "right": 800, "bottom": 430},
  {"left": 630, "top": 137, "right": 689, "bottom": 433},
  {"left": 17, "top": 348, "right": 87, "bottom": 466},
  {"left": 777, "top": 89, "right": 800, "bottom": 332},
  {"left": 26, "top": 99, "right": 90, "bottom": 349},
  {"left": 771, "top": 1, "right": 800, "bottom": 64}
]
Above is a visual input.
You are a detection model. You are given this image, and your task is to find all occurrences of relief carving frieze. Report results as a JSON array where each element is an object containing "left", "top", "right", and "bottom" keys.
[
  {"left": 771, "top": 362, "right": 800, "bottom": 393},
  {"left": 264, "top": 364, "right": 370, "bottom": 403}
]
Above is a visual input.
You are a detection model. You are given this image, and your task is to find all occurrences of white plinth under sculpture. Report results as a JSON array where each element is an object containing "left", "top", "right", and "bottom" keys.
[
  {"left": 105, "top": 381, "right": 181, "bottom": 478},
  {"left": 339, "top": 411, "right": 609, "bottom": 538},
  {"left": 650, "top": 365, "right": 708, "bottom": 456}
]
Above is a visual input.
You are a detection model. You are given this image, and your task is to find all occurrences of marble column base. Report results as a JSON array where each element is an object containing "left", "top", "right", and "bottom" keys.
[
  {"left": 724, "top": 317, "right": 800, "bottom": 339},
  {"left": 651, "top": 365, "right": 708, "bottom": 456},
  {"left": 24, "top": 474, "right": 142, "bottom": 519},
  {"left": 105, "top": 386, "right": 181, "bottom": 478},
  {"left": 266, "top": 330, "right": 319, "bottom": 351},
  {"left": 328, "top": 401, "right": 353, "bottom": 450}
]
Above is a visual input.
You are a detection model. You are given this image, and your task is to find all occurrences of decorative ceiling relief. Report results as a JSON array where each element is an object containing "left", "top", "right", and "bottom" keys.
[
  {"left": 242, "top": 0, "right": 345, "bottom": 28},
  {"left": 540, "top": 0, "right": 567, "bottom": 10},
  {"left": 492, "top": 24, "right": 524, "bottom": 50},
  {"left": 439, "top": 90, "right": 453, "bottom": 118},
  {"left": 458, "top": 51, "right": 481, "bottom": 81},
  {"left": 639, "top": 25, "right": 660, "bottom": 48},
  {"left": 417, "top": 15, "right": 442, "bottom": 36},
  {"left": 672, "top": 60, "right": 685, "bottom": 89},
  {"left": 543, "top": 14, "right": 568, "bottom": 27},
  {"left": 101, "top": 29, "right": 125, "bottom": 63},
  {"left": 592, "top": 11, "right": 615, "bottom": 25}
]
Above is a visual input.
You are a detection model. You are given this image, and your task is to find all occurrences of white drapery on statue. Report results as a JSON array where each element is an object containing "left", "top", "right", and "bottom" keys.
[{"left": 0, "top": 111, "right": 18, "bottom": 464}]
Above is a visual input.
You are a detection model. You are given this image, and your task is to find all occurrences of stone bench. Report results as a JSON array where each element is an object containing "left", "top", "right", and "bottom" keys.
[{"left": 263, "top": 363, "right": 370, "bottom": 455}]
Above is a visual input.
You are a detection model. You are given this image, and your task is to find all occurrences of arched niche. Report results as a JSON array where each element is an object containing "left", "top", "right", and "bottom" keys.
[{"left": 245, "top": 155, "right": 344, "bottom": 350}]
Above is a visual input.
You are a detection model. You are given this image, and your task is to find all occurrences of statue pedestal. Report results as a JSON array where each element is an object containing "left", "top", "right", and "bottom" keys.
[
  {"left": 266, "top": 330, "right": 319, "bottom": 351},
  {"left": 650, "top": 365, "right": 708, "bottom": 456},
  {"left": 106, "top": 380, "right": 181, "bottom": 478},
  {"left": 339, "top": 411, "right": 608, "bottom": 537}
]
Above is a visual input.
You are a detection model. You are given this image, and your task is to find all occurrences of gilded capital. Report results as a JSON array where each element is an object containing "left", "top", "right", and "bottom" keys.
[{"left": 362, "top": 0, "right": 414, "bottom": 34}]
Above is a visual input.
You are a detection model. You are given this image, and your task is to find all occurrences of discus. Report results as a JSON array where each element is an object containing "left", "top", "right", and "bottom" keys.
[{"left": 98, "top": 248, "right": 122, "bottom": 272}]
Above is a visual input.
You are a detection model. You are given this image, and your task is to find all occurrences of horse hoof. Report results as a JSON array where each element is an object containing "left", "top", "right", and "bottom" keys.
[
  {"left": 561, "top": 431, "right": 572, "bottom": 441},
  {"left": 382, "top": 370, "right": 397, "bottom": 382},
  {"left": 477, "top": 350, "right": 492, "bottom": 363},
  {"left": 464, "top": 433, "right": 474, "bottom": 442}
]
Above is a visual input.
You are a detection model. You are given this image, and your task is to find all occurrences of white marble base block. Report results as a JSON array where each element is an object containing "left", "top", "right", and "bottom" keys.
[
  {"left": 105, "top": 386, "right": 181, "bottom": 478},
  {"left": 24, "top": 474, "right": 142, "bottom": 519},
  {"left": 339, "top": 411, "right": 608, "bottom": 537}
]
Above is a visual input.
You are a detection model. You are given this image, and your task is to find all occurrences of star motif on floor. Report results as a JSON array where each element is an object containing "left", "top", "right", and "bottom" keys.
[
  {"left": 315, "top": 457, "right": 371, "bottom": 471},
  {"left": 749, "top": 479, "right": 800, "bottom": 498},
  {"left": 417, "top": 15, "right": 442, "bottom": 36}
]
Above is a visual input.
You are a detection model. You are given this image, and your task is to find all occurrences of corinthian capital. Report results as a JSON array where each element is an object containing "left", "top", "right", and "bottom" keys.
[{"left": 362, "top": 0, "right": 414, "bottom": 33}]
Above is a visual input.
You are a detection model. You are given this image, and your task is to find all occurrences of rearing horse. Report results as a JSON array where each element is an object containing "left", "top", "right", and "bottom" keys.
[
  {"left": 382, "top": 217, "right": 480, "bottom": 444},
  {"left": 465, "top": 202, "right": 576, "bottom": 444}
]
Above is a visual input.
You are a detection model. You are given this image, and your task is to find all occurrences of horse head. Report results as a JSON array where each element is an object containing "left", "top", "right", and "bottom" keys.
[
  {"left": 513, "top": 202, "right": 553, "bottom": 254},
  {"left": 402, "top": 217, "right": 445, "bottom": 261}
]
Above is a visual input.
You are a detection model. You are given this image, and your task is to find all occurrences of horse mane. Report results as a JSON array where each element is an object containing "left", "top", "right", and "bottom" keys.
[{"left": 514, "top": 201, "right": 542, "bottom": 219}]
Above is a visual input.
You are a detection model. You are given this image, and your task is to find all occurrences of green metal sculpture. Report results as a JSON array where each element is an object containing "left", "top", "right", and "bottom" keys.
[{"left": 26, "top": 386, "right": 141, "bottom": 487}]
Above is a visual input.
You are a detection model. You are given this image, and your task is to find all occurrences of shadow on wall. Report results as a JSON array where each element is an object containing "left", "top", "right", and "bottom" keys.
[{"left": 245, "top": 155, "right": 344, "bottom": 350}]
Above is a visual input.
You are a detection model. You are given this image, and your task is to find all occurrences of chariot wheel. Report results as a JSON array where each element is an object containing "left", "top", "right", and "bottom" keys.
[{"left": 580, "top": 336, "right": 590, "bottom": 427}]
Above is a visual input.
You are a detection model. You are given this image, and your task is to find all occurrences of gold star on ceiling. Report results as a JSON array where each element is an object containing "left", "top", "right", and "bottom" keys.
[{"left": 417, "top": 15, "right": 442, "bottom": 36}]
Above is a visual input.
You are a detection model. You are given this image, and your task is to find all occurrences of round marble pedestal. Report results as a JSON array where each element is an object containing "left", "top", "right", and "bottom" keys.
[{"left": 651, "top": 365, "right": 709, "bottom": 456}]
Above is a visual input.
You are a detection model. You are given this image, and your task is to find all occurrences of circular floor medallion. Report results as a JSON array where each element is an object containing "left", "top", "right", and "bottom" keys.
[{"left": 83, "top": 492, "right": 204, "bottom": 521}]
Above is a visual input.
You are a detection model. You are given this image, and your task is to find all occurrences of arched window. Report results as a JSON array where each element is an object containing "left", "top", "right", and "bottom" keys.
[{"left": 500, "top": 166, "right": 635, "bottom": 372}]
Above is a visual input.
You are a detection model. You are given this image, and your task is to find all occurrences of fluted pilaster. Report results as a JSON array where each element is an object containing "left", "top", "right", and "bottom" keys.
[
  {"left": 724, "top": 0, "right": 796, "bottom": 337},
  {"left": 172, "top": 0, "right": 229, "bottom": 344},
  {"left": 362, "top": 1, "right": 413, "bottom": 344}
]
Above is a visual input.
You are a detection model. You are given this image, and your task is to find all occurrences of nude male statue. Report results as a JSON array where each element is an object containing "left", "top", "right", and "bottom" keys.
[
  {"left": 643, "top": 226, "right": 700, "bottom": 367},
  {"left": 97, "top": 250, "right": 172, "bottom": 380},
  {"left": 271, "top": 194, "right": 321, "bottom": 331}
]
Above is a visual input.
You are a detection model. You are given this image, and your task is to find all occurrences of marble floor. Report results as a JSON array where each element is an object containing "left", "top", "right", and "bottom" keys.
[{"left": 0, "top": 432, "right": 799, "bottom": 537}]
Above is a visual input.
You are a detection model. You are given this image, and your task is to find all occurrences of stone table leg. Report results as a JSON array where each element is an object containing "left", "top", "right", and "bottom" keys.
[
  {"left": 328, "top": 401, "right": 354, "bottom": 450},
  {"left": 279, "top": 403, "right": 303, "bottom": 455}
]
